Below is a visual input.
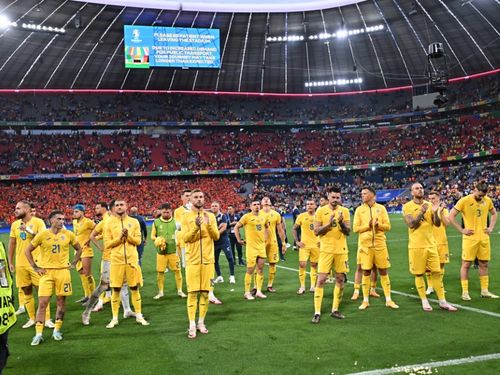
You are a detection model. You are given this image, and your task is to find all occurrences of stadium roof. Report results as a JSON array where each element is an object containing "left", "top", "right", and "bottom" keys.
[
  {"left": 74, "top": 0, "right": 367, "bottom": 13},
  {"left": 0, "top": 0, "right": 498, "bottom": 93}
]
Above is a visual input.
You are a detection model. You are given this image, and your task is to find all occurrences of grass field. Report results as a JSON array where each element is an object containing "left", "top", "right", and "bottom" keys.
[{"left": 3, "top": 215, "right": 500, "bottom": 375}]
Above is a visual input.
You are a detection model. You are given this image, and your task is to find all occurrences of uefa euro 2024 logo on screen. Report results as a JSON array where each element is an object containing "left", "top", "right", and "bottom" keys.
[{"left": 131, "top": 29, "right": 142, "bottom": 43}]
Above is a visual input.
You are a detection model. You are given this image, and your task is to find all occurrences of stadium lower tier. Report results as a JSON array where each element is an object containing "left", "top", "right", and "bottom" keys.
[
  {"left": 0, "top": 116, "right": 498, "bottom": 175},
  {"left": 0, "top": 159, "right": 497, "bottom": 224}
]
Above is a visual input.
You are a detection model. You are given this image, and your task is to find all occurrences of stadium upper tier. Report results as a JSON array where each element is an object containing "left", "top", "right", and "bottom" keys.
[
  {"left": 0, "top": 74, "right": 498, "bottom": 123},
  {"left": 0, "top": 0, "right": 498, "bottom": 92},
  {"left": 0, "top": 115, "right": 498, "bottom": 175}
]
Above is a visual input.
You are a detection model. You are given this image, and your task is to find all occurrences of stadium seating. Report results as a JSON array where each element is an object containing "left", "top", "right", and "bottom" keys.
[{"left": 0, "top": 117, "right": 497, "bottom": 175}]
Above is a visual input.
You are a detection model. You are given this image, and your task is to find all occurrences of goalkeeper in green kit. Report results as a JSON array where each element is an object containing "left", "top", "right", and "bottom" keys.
[{"left": 151, "top": 203, "right": 187, "bottom": 300}]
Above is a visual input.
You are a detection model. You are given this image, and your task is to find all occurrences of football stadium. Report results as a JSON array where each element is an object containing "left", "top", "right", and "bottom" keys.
[{"left": 0, "top": 0, "right": 499, "bottom": 374}]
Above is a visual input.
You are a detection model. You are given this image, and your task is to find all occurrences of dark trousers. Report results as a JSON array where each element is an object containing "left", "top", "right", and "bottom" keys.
[
  {"left": 215, "top": 242, "right": 235, "bottom": 277},
  {"left": 137, "top": 242, "right": 145, "bottom": 266},
  {"left": 277, "top": 236, "right": 286, "bottom": 261},
  {"left": 229, "top": 235, "right": 244, "bottom": 263},
  {"left": 0, "top": 330, "right": 9, "bottom": 375}
]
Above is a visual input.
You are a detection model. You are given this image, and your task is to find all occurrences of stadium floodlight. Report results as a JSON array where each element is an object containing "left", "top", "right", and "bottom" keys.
[
  {"left": 21, "top": 22, "right": 66, "bottom": 34},
  {"left": 0, "top": 15, "right": 17, "bottom": 29},
  {"left": 336, "top": 29, "right": 348, "bottom": 39},
  {"left": 305, "top": 77, "right": 362, "bottom": 88}
]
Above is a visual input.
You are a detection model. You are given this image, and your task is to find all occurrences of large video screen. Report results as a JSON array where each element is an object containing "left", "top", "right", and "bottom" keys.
[{"left": 124, "top": 26, "right": 220, "bottom": 69}]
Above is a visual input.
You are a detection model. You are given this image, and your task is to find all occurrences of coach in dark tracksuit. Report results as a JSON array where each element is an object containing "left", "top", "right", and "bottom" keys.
[
  {"left": 211, "top": 203, "right": 236, "bottom": 283},
  {"left": 227, "top": 205, "right": 245, "bottom": 266},
  {"left": 130, "top": 207, "right": 148, "bottom": 266}
]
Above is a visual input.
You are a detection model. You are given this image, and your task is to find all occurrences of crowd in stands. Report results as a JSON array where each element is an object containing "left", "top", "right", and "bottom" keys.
[
  {"left": 0, "top": 159, "right": 497, "bottom": 225},
  {"left": 0, "top": 74, "right": 497, "bottom": 123},
  {"left": 0, "top": 177, "right": 245, "bottom": 225},
  {"left": 0, "top": 117, "right": 497, "bottom": 175}
]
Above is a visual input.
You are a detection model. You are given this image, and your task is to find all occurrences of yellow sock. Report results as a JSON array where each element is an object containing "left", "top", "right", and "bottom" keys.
[
  {"left": 18, "top": 289, "right": 25, "bottom": 310},
  {"left": 175, "top": 270, "right": 183, "bottom": 291},
  {"left": 35, "top": 322, "right": 44, "bottom": 336},
  {"left": 198, "top": 292, "right": 209, "bottom": 320},
  {"left": 432, "top": 272, "right": 445, "bottom": 300},
  {"left": 130, "top": 289, "right": 142, "bottom": 315},
  {"left": 244, "top": 273, "right": 252, "bottom": 293},
  {"left": 187, "top": 292, "right": 197, "bottom": 321},
  {"left": 54, "top": 319, "right": 63, "bottom": 331},
  {"left": 415, "top": 276, "right": 427, "bottom": 300},
  {"left": 380, "top": 274, "right": 391, "bottom": 300},
  {"left": 353, "top": 283, "right": 360, "bottom": 292},
  {"left": 111, "top": 290, "right": 121, "bottom": 319},
  {"left": 480, "top": 275, "right": 489, "bottom": 292},
  {"left": 333, "top": 285, "right": 344, "bottom": 311},
  {"left": 310, "top": 267, "right": 317, "bottom": 289},
  {"left": 440, "top": 268, "right": 445, "bottom": 290},
  {"left": 361, "top": 275, "right": 370, "bottom": 300},
  {"left": 157, "top": 272, "right": 165, "bottom": 293},
  {"left": 370, "top": 279, "right": 377, "bottom": 289},
  {"left": 298, "top": 267, "right": 306, "bottom": 288},
  {"left": 87, "top": 275, "right": 96, "bottom": 296},
  {"left": 461, "top": 279, "right": 469, "bottom": 294},
  {"left": 253, "top": 270, "right": 257, "bottom": 289},
  {"left": 425, "top": 271, "right": 433, "bottom": 289},
  {"left": 268, "top": 264, "right": 276, "bottom": 287},
  {"left": 314, "top": 286, "right": 324, "bottom": 314},
  {"left": 24, "top": 293, "right": 36, "bottom": 320},
  {"left": 45, "top": 302, "right": 51, "bottom": 321},
  {"left": 256, "top": 272, "right": 264, "bottom": 292},
  {"left": 80, "top": 274, "right": 89, "bottom": 297}
]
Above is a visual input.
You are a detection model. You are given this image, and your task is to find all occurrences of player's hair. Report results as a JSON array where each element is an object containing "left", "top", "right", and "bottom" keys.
[
  {"left": 475, "top": 182, "right": 488, "bottom": 193},
  {"left": 306, "top": 199, "right": 316, "bottom": 204},
  {"left": 96, "top": 201, "right": 108, "bottom": 210},
  {"left": 227, "top": 205, "right": 234, "bottom": 209},
  {"left": 17, "top": 200, "right": 32, "bottom": 208},
  {"left": 48, "top": 210, "right": 64, "bottom": 221},
  {"left": 212, "top": 200, "right": 220, "bottom": 206},
  {"left": 191, "top": 189, "right": 203, "bottom": 195},
  {"left": 109, "top": 199, "right": 116, "bottom": 208},
  {"left": 160, "top": 203, "right": 171, "bottom": 210},
  {"left": 181, "top": 189, "right": 192, "bottom": 195},
  {"left": 326, "top": 186, "right": 341, "bottom": 195},
  {"left": 361, "top": 186, "right": 376, "bottom": 195},
  {"left": 428, "top": 190, "right": 441, "bottom": 197}
]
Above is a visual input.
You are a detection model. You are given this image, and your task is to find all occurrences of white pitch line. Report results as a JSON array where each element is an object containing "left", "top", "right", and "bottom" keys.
[
  {"left": 347, "top": 352, "right": 500, "bottom": 375},
  {"left": 274, "top": 264, "right": 500, "bottom": 318}
]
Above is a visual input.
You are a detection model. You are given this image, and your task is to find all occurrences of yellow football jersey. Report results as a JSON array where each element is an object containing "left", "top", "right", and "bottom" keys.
[
  {"left": 31, "top": 228, "right": 78, "bottom": 269},
  {"left": 238, "top": 212, "right": 267, "bottom": 253},
  {"left": 261, "top": 209, "right": 281, "bottom": 244},
  {"left": 353, "top": 203, "right": 391, "bottom": 248},
  {"left": 454, "top": 195, "right": 494, "bottom": 241},
  {"left": 432, "top": 208, "right": 449, "bottom": 245},
  {"left": 314, "top": 205, "right": 350, "bottom": 254},
  {"left": 181, "top": 210, "right": 219, "bottom": 265},
  {"left": 295, "top": 212, "right": 319, "bottom": 249},
  {"left": 402, "top": 200, "right": 436, "bottom": 248},
  {"left": 72, "top": 217, "right": 95, "bottom": 250},
  {"left": 103, "top": 215, "right": 141, "bottom": 265},
  {"left": 9, "top": 217, "right": 46, "bottom": 267}
]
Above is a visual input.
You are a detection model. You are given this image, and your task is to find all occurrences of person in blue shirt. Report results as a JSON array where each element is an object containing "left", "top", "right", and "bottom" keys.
[
  {"left": 227, "top": 205, "right": 245, "bottom": 266},
  {"left": 129, "top": 207, "right": 148, "bottom": 266},
  {"left": 211, "top": 202, "right": 235, "bottom": 284}
]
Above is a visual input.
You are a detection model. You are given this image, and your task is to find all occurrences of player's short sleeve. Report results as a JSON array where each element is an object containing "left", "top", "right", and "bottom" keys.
[
  {"left": 402, "top": 203, "right": 410, "bottom": 216},
  {"left": 239, "top": 214, "right": 248, "bottom": 226},
  {"left": 69, "top": 231, "right": 78, "bottom": 246},
  {"left": 314, "top": 208, "right": 323, "bottom": 225},
  {"left": 295, "top": 214, "right": 302, "bottom": 226},
  {"left": 454, "top": 197, "right": 465, "bottom": 212},
  {"left": 486, "top": 197, "right": 494, "bottom": 211},
  {"left": 9, "top": 222, "right": 16, "bottom": 238},
  {"left": 31, "top": 231, "right": 44, "bottom": 248},
  {"left": 342, "top": 207, "right": 350, "bottom": 222}
]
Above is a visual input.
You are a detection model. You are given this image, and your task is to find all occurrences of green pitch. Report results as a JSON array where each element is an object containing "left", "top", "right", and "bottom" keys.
[{"left": 2, "top": 215, "right": 500, "bottom": 375}]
